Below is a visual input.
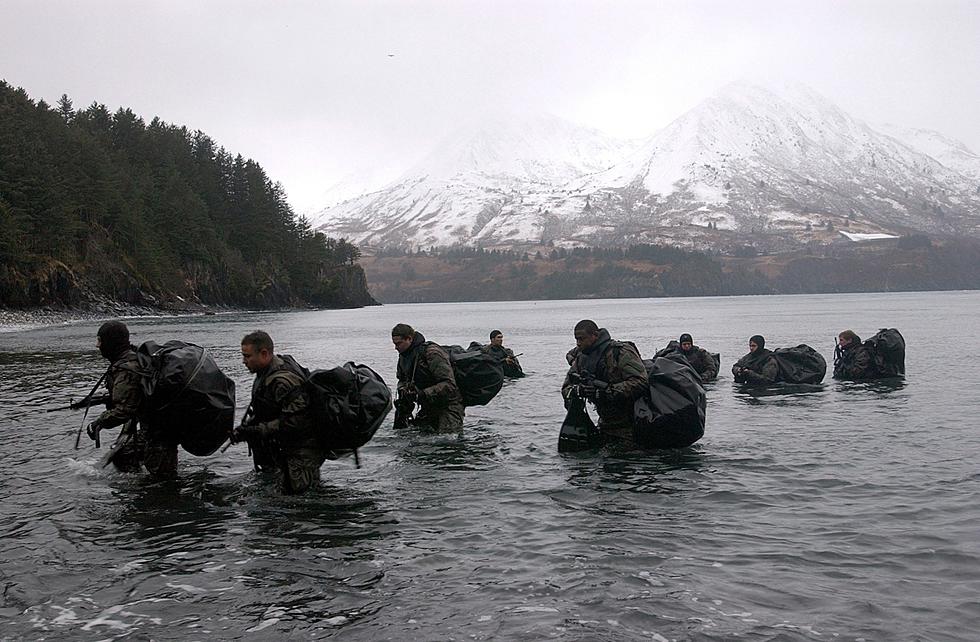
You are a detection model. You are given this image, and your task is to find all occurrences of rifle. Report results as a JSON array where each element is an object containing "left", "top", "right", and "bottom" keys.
[
  {"left": 60, "top": 371, "right": 109, "bottom": 450},
  {"left": 220, "top": 404, "right": 256, "bottom": 453},
  {"left": 47, "top": 395, "right": 111, "bottom": 413}
]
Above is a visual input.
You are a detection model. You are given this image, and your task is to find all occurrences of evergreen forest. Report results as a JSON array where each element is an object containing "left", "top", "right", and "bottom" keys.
[{"left": 0, "top": 81, "right": 374, "bottom": 310}]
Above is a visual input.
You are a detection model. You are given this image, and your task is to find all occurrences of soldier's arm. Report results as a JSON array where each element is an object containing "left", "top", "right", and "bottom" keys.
[
  {"left": 739, "top": 357, "right": 779, "bottom": 385},
  {"left": 561, "top": 366, "right": 576, "bottom": 399},
  {"left": 419, "top": 347, "right": 459, "bottom": 404},
  {"left": 93, "top": 368, "right": 142, "bottom": 429},
  {"left": 853, "top": 349, "right": 873, "bottom": 378},
  {"left": 609, "top": 351, "right": 649, "bottom": 401},
  {"left": 700, "top": 349, "right": 718, "bottom": 381},
  {"left": 251, "top": 376, "right": 307, "bottom": 436}
]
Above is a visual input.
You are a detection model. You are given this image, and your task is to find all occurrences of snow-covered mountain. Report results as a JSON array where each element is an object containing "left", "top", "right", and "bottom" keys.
[
  {"left": 876, "top": 122, "right": 980, "bottom": 182},
  {"left": 311, "top": 113, "right": 638, "bottom": 247},
  {"left": 314, "top": 83, "right": 980, "bottom": 249}
]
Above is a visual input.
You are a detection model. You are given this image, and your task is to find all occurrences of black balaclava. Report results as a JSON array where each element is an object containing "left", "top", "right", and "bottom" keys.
[
  {"left": 98, "top": 321, "right": 131, "bottom": 360},
  {"left": 679, "top": 333, "right": 693, "bottom": 350},
  {"left": 750, "top": 334, "right": 765, "bottom": 350}
]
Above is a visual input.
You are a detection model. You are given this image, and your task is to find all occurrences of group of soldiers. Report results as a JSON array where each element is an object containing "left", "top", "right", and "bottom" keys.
[
  {"left": 79, "top": 319, "right": 893, "bottom": 494},
  {"left": 81, "top": 321, "right": 524, "bottom": 494}
]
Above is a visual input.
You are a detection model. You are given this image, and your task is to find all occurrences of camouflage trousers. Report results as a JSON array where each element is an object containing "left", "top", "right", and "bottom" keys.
[
  {"left": 598, "top": 418, "right": 638, "bottom": 448},
  {"left": 250, "top": 438, "right": 326, "bottom": 495},
  {"left": 109, "top": 420, "right": 179, "bottom": 479},
  {"left": 413, "top": 401, "right": 465, "bottom": 433}
]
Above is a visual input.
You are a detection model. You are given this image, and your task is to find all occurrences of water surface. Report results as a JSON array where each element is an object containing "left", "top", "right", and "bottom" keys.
[{"left": 1, "top": 292, "right": 978, "bottom": 640}]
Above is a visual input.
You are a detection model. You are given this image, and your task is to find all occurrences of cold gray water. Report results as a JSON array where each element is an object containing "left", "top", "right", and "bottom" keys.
[{"left": 1, "top": 291, "right": 978, "bottom": 640}]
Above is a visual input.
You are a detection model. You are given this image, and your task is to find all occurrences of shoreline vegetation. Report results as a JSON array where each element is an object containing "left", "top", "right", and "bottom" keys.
[
  {"left": 361, "top": 236, "right": 980, "bottom": 303},
  {"left": 0, "top": 81, "right": 375, "bottom": 313}
]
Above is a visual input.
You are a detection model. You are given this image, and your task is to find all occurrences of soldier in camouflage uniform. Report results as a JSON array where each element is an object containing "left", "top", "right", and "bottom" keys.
[
  {"left": 233, "top": 330, "right": 326, "bottom": 494},
  {"left": 86, "top": 321, "right": 178, "bottom": 477},
  {"left": 833, "top": 329, "right": 876, "bottom": 380},
  {"left": 732, "top": 335, "right": 780, "bottom": 385},
  {"left": 392, "top": 323, "right": 465, "bottom": 432},
  {"left": 658, "top": 333, "right": 718, "bottom": 382},
  {"left": 482, "top": 330, "right": 524, "bottom": 378},
  {"left": 561, "top": 320, "right": 649, "bottom": 445}
]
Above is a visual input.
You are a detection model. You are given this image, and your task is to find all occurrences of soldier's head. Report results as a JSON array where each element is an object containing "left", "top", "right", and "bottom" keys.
[
  {"left": 838, "top": 330, "right": 860, "bottom": 348},
  {"left": 749, "top": 335, "right": 765, "bottom": 353},
  {"left": 241, "top": 330, "right": 274, "bottom": 373},
  {"left": 573, "top": 319, "right": 600, "bottom": 351},
  {"left": 490, "top": 330, "right": 503, "bottom": 347},
  {"left": 679, "top": 333, "right": 694, "bottom": 352},
  {"left": 97, "top": 321, "right": 131, "bottom": 361},
  {"left": 391, "top": 323, "right": 415, "bottom": 354}
]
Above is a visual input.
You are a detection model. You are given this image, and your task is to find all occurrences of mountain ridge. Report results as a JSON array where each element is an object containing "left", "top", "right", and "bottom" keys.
[{"left": 314, "top": 82, "right": 980, "bottom": 250}]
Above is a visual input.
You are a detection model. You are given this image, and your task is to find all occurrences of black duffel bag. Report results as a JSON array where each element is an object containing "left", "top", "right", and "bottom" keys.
[
  {"left": 307, "top": 362, "right": 392, "bottom": 451},
  {"left": 136, "top": 340, "right": 236, "bottom": 456},
  {"left": 772, "top": 344, "right": 827, "bottom": 384},
  {"left": 633, "top": 357, "right": 706, "bottom": 449}
]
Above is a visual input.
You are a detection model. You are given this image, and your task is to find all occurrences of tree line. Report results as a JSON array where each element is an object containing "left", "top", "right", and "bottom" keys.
[
  {"left": 0, "top": 81, "right": 371, "bottom": 309},
  {"left": 363, "top": 238, "right": 980, "bottom": 303}
]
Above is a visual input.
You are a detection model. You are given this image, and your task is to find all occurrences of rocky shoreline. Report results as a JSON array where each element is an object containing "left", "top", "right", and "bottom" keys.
[{"left": 0, "top": 301, "right": 225, "bottom": 333}]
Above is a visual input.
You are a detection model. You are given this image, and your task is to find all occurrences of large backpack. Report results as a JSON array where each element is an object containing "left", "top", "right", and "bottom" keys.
[
  {"left": 136, "top": 340, "right": 236, "bottom": 457},
  {"left": 440, "top": 344, "right": 505, "bottom": 406},
  {"left": 632, "top": 357, "right": 706, "bottom": 449},
  {"left": 307, "top": 362, "right": 392, "bottom": 451},
  {"left": 864, "top": 328, "right": 905, "bottom": 376},
  {"left": 772, "top": 344, "right": 827, "bottom": 384}
]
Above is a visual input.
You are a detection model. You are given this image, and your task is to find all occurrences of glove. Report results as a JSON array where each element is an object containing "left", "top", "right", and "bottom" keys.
[
  {"left": 578, "top": 383, "right": 597, "bottom": 401},
  {"left": 86, "top": 420, "right": 103, "bottom": 442},
  {"left": 399, "top": 384, "right": 419, "bottom": 404},
  {"left": 591, "top": 379, "right": 614, "bottom": 402}
]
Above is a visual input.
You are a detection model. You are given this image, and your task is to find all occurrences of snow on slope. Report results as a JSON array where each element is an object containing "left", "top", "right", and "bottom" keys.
[
  {"left": 875, "top": 122, "right": 980, "bottom": 182},
  {"left": 315, "top": 82, "right": 980, "bottom": 248}
]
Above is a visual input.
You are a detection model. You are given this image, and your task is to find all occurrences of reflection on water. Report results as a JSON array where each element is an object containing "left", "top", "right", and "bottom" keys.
[{"left": 2, "top": 292, "right": 980, "bottom": 640}]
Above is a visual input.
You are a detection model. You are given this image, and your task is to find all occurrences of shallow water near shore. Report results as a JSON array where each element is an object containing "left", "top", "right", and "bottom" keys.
[{"left": 1, "top": 291, "right": 978, "bottom": 640}]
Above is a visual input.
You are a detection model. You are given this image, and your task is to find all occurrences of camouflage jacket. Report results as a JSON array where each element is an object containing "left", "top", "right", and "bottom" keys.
[
  {"left": 732, "top": 349, "right": 779, "bottom": 385},
  {"left": 95, "top": 349, "right": 143, "bottom": 429},
  {"left": 684, "top": 347, "right": 718, "bottom": 381},
  {"left": 833, "top": 343, "right": 875, "bottom": 380},
  {"left": 562, "top": 329, "right": 649, "bottom": 426},
  {"left": 397, "top": 335, "right": 463, "bottom": 409},
  {"left": 249, "top": 354, "right": 315, "bottom": 442},
  {"left": 482, "top": 344, "right": 524, "bottom": 377}
]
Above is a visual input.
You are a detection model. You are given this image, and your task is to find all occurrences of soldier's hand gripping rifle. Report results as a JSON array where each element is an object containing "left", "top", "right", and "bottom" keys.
[
  {"left": 221, "top": 404, "right": 257, "bottom": 453},
  {"left": 393, "top": 384, "right": 418, "bottom": 429},
  {"left": 50, "top": 371, "right": 110, "bottom": 450}
]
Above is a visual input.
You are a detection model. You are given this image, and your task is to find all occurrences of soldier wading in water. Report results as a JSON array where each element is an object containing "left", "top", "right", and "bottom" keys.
[
  {"left": 392, "top": 323, "right": 465, "bottom": 432},
  {"left": 86, "top": 321, "right": 179, "bottom": 477},
  {"left": 232, "top": 330, "right": 326, "bottom": 494},
  {"left": 561, "top": 320, "right": 648, "bottom": 445}
]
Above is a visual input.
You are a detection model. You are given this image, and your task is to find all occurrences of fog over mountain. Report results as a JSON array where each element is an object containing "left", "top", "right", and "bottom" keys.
[{"left": 313, "top": 82, "right": 980, "bottom": 250}]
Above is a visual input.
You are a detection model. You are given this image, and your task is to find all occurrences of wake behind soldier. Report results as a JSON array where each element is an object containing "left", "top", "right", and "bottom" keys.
[
  {"left": 86, "top": 320, "right": 178, "bottom": 477},
  {"left": 561, "top": 320, "right": 648, "bottom": 445},
  {"left": 392, "top": 323, "right": 464, "bottom": 432},
  {"left": 233, "top": 330, "right": 326, "bottom": 494}
]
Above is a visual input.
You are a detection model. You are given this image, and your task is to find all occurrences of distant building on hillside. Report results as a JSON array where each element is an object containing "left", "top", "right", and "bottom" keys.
[{"left": 838, "top": 231, "right": 901, "bottom": 242}]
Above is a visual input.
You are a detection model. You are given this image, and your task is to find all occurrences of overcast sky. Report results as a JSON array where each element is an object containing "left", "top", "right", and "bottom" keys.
[{"left": 2, "top": 0, "right": 978, "bottom": 213}]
